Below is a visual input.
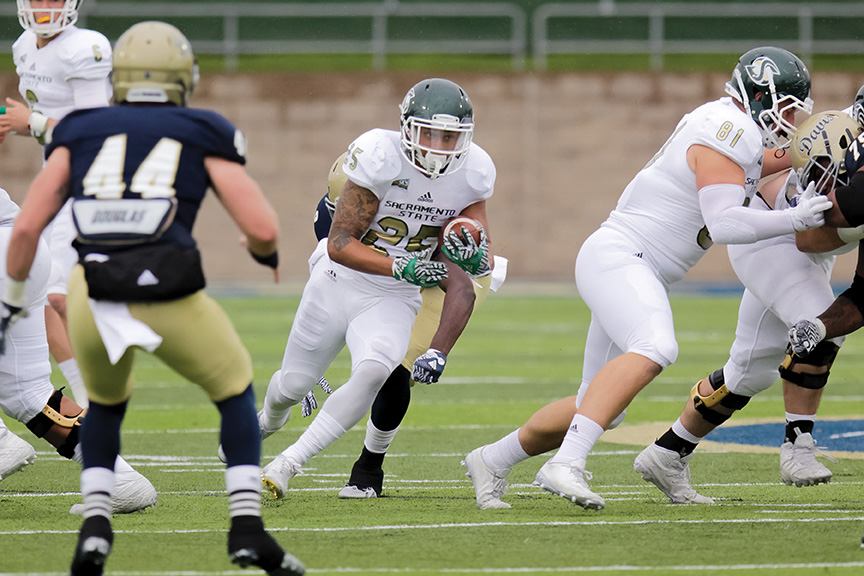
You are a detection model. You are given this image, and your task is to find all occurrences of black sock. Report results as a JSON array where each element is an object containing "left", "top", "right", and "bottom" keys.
[
  {"left": 785, "top": 420, "right": 814, "bottom": 443},
  {"left": 654, "top": 428, "right": 698, "bottom": 457}
]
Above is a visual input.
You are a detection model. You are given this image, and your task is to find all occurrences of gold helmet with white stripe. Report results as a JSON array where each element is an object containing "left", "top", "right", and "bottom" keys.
[{"left": 112, "top": 21, "right": 198, "bottom": 107}]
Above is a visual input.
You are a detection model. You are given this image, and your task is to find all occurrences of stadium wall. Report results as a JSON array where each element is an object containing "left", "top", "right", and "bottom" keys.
[{"left": 1, "top": 70, "right": 860, "bottom": 288}]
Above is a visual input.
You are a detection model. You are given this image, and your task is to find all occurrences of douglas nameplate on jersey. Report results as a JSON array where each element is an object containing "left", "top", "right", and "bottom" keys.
[{"left": 72, "top": 198, "right": 177, "bottom": 244}]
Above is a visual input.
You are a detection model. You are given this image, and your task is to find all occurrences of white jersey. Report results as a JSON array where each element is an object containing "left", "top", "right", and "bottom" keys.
[
  {"left": 343, "top": 128, "right": 495, "bottom": 283},
  {"left": 12, "top": 26, "right": 112, "bottom": 120},
  {"left": 0, "top": 188, "right": 21, "bottom": 225},
  {"left": 603, "top": 97, "right": 764, "bottom": 283}
]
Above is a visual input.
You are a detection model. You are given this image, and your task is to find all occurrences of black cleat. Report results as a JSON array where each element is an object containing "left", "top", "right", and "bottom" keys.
[
  {"left": 69, "top": 516, "right": 113, "bottom": 576},
  {"left": 228, "top": 516, "right": 305, "bottom": 576},
  {"left": 338, "top": 449, "right": 384, "bottom": 499}
]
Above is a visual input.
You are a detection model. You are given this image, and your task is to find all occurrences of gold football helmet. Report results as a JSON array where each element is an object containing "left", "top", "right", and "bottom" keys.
[
  {"left": 112, "top": 21, "right": 198, "bottom": 107},
  {"left": 790, "top": 111, "right": 862, "bottom": 194}
]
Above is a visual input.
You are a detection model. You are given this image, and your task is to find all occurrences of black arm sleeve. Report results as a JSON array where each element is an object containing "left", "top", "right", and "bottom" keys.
[{"left": 834, "top": 170, "right": 864, "bottom": 227}]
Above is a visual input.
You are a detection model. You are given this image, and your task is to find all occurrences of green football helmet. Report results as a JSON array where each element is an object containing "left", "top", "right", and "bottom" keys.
[
  {"left": 852, "top": 84, "right": 864, "bottom": 131},
  {"left": 112, "top": 21, "right": 198, "bottom": 107},
  {"left": 725, "top": 46, "right": 813, "bottom": 150},
  {"left": 399, "top": 78, "right": 474, "bottom": 179},
  {"left": 790, "top": 111, "right": 861, "bottom": 194}
]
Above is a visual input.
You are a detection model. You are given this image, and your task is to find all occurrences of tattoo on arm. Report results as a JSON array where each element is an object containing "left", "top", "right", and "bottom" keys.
[{"left": 329, "top": 181, "right": 378, "bottom": 252}]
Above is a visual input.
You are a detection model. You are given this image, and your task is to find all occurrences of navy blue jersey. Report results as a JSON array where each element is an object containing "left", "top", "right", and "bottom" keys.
[
  {"left": 846, "top": 131, "right": 864, "bottom": 176},
  {"left": 313, "top": 193, "right": 332, "bottom": 241},
  {"left": 47, "top": 105, "right": 246, "bottom": 301}
]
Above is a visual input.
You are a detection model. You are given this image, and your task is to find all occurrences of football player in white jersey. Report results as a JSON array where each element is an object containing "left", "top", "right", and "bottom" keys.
[
  {"left": 633, "top": 111, "right": 862, "bottom": 503},
  {"left": 0, "top": 187, "right": 156, "bottom": 514},
  {"left": 462, "top": 47, "right": 830, "bottom": 511},
  {"left": 0, "top": 0, "right": 112, "bottom": 409},
  {"left": 259, "top": 78, "right": 496, "bottom": 499},
  {"left": 299, "top": 154, "right": 507, "bottom": 499}
]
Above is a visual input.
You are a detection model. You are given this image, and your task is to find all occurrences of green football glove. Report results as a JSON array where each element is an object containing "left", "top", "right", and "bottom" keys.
[
  {"left": 442, "top": 227, "right": 490, "bottom": 276},
  {"left": 392, "top": 247, "right": 448, "bottom": 287}
]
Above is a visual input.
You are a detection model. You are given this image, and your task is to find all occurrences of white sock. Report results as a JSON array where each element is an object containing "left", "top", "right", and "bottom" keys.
[
  {"left": 80, "top": 467, "right": 115, "bottom": 519},
  {"left": 785, "top": 412, "right": 815, "bottom": 423},
  {"left": 549, "top": 414, "right": 604, "bottom": 465},
  {"left": 59, "top": 358, "right": 88, "bottom": 409},
  {"left": 672, "top": 418, "right": 704, "bottom": 444},
  {"left": 364, "top": 419, "right": 398, "bottom": 454},
  {"left": 225, "top": 465, "right": 262, "bottom": 518},
  {"left": 283, "top": 411, "right": 346, "bottom": 465},
  {"left": 481, "top": 429, "right": 529, "bottom": 472}
]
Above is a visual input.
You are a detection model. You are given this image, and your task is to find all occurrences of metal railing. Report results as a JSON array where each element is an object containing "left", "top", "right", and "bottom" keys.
[
  {"left": 533, "top": 2, "right": 864, "bottom": 70},
  {"left": 1, "top": 2, "right": 862, "bottom": 72},
  {"left": 0, "top": 1, "right": 527, "bottom": 71}
]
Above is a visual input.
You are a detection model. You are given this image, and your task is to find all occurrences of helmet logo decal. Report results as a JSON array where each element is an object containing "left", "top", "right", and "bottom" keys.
[
  {"left": 744, "top": 57, "right": 780, "bottom": 86},
  {"left": 795, "top": 114, "right": 836, "bottom": 155}
]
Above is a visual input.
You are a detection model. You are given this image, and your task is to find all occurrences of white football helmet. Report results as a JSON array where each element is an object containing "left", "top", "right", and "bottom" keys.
[{"left": 17, "top": 0, "right": 79, "bottom": 38}]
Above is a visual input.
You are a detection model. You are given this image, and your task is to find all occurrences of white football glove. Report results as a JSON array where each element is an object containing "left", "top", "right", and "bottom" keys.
[
  {"left": 788, "top": 318, "right": 827, "bottom": 357},
  {"left": 790, "top": 181, "right": 833, "bottom": 232},
  {"left": 412, "top": 349, "right": 447, "bottom": 384},
  {"left": 392, "top": 247, "right": 448, "bottom": 287}
]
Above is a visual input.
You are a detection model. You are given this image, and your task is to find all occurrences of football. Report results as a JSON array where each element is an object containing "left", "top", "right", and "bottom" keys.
[{"left": 439, "top": 216, "right": 484, "bottom": 247}]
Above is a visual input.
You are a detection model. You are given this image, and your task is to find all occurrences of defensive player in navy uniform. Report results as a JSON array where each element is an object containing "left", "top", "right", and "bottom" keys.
[
  {"left": 790, "top": 95, "right": 864, "bottom": 354},
  {"left": 0, "top": 21, "right": 304, "bottom": 576},
  {"left": 258, "top": 78, "right": 496, "bottom": 499},
  {"left": 305, "top": 155, "right": 506, "bottom": 498}
]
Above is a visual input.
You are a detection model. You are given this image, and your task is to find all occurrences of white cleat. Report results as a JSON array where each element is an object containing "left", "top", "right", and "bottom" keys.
[
  {"left": 780, "top": 433, "right": 835, "bottom": 487},
  {"left": 69, "top": 468, "right": 158, "bottom": 515},
  {"left": 0, "top": 428, "right": 37, "bottom": 481},
  {"left": 534, "top": 458, "right": 605, "bottom": 510},
  {"left": 262, "top": 455, "right": 301, "bottom": 500},
  {"left": 634, "top": 443, "right": 714, "bottom": 504},
  {"left": 337, "top": 484, "right": 379, "bottom": 499},
  {"left": 461, "top": 447, "right": 511, "bottom": 509}
]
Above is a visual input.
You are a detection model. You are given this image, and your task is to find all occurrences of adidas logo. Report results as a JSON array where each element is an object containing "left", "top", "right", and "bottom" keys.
[
  {"left": 634, "top": 252, "right": 643, "bottom": 259},
  {"left": 325, "top": 269, "right": 337, "bottom": 281},
  {"left": 137, "top": 270, "right": 159, "bottom": 286},
  {"left": 416, "top": 192, "right": 433, "bottom": 203},
  {"left": 569, "top": 423, "right": 578, "bottom": 433}
]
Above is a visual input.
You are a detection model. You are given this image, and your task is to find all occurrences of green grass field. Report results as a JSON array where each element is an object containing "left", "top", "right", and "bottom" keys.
[{"left": 1, "top": 293, "right": 863, "bottom": 575}]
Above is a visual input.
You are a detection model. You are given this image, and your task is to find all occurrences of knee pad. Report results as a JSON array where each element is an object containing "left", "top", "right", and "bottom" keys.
[
  {"left": 779, "top": 340, "right": 839, "bottom": 390},
  {"left": 56, "top": 424, "right": 80, "bottom": 459},
  {"left": 25, "top": 389, "right": 84, "bottom": 438},
  {"left": 691, "top": 369, "right": 751, "bottom": 426}
]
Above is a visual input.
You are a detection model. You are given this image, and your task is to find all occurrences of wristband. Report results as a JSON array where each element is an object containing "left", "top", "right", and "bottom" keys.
[
  {"left": 4, "top": 277, "right": 26, "bottom": 308},
  {"left": 249, "top": 248, "right": 278, "bottom": 269},
  {"left": 837, "top": 225, "right": 864, "bottom": 244},
  {"left": 28, "top": 111, "right": 49, "bottom": 138}
]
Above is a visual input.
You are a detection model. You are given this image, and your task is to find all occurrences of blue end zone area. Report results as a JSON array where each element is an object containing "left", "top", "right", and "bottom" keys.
[{"left": 709, "top": 419, "right": 864, "bottom": 452}]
